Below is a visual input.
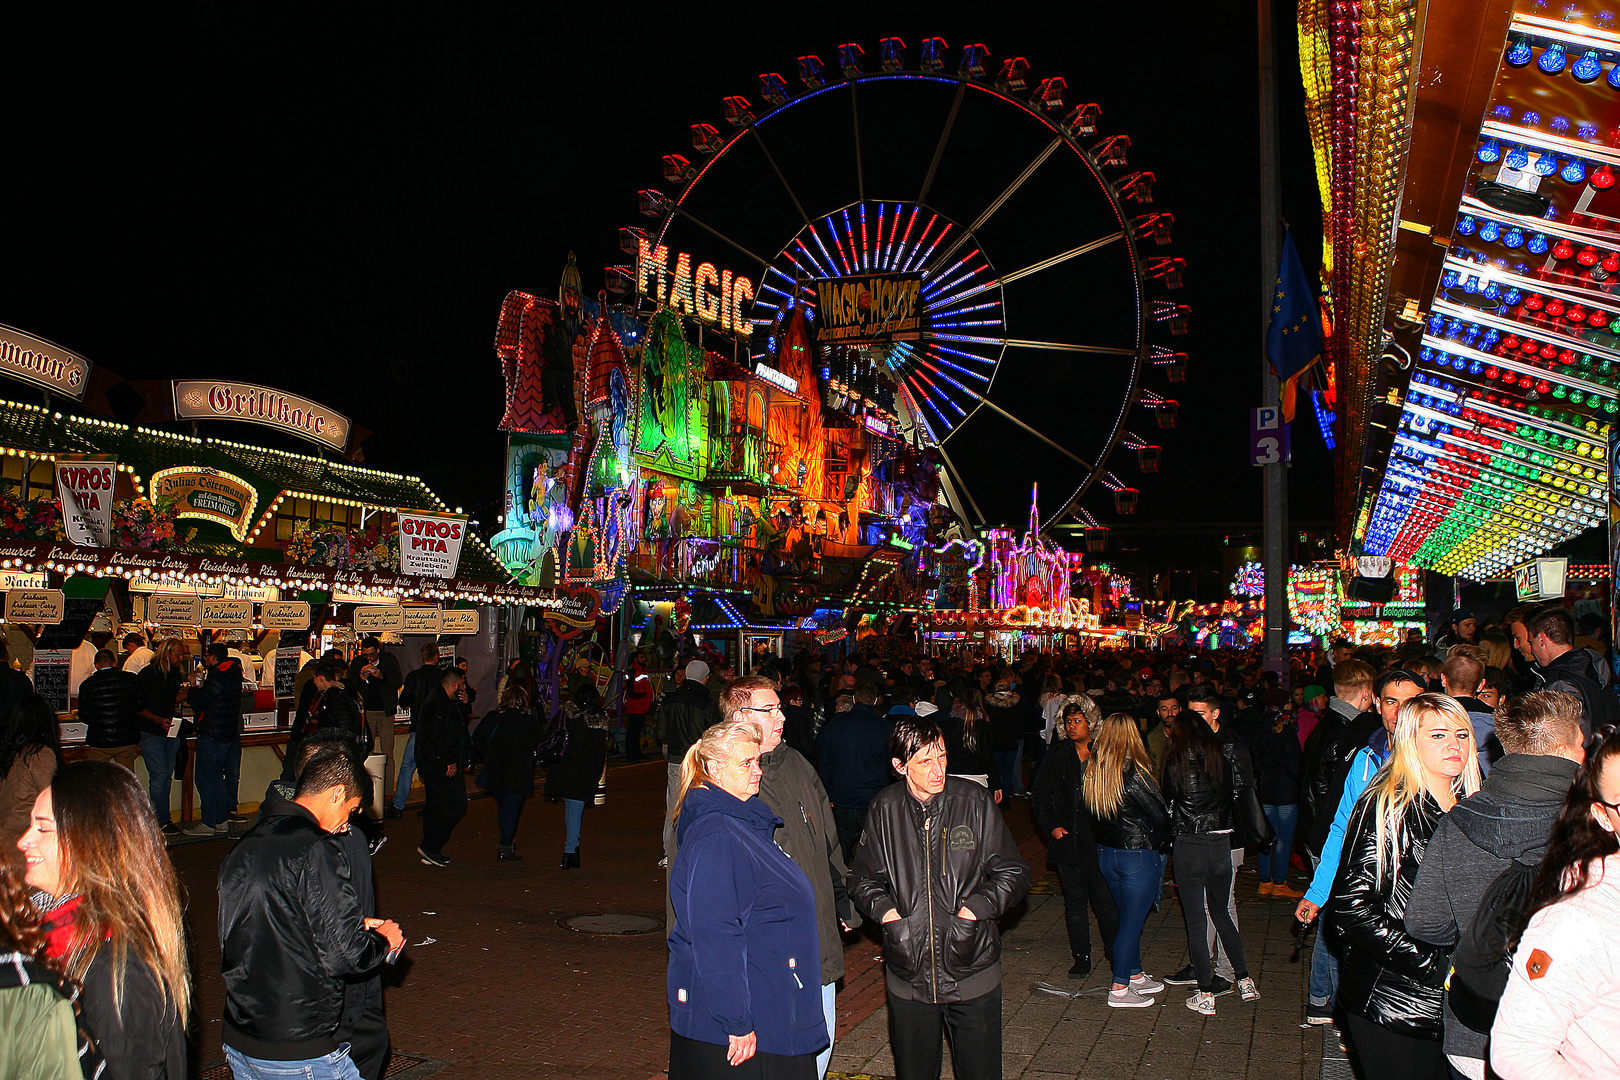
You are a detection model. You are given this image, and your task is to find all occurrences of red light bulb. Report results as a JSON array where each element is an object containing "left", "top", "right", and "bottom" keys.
[
  {"left": 1553, "top": 238, "right": 1576, "bottom": 259},
  {"left": 1593, "top": 165, "right": 1616, "bottom": 189},
  {"left": 1558, "top": 348, "right": 1577, "bottom": 363},
  {"left": 1591, "top": 310, "right": 1610, "bottom": 327},
  {"left": 1567, "top": 305, "right": 1588, "bottom": 321},
  {"left": 1605, "top": 252, "right": 1620, "bottom": 273},
  {"left": 1523, "top": 293, "right": 1544, "bottom": 310},
  {"left": 1503, "top": 333, "right": 1521, "bottom": 349},
  {"left": 1545, "top": 298, "right": 1567, "bottom": 317},
  {"left": 1485, "top": 367, "right": 1500, "bottom": 378}
]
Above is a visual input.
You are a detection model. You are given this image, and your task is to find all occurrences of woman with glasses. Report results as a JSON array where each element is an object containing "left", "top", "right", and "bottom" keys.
[
  {"left": 1084, "top": 712, "right": 1173, "bottom": 1008},
  {"left": 1032, "top": 701, "right": 1120, "bottom": 981},
  {"left": 1491, "top": 725, "right": 1620, "bottom": 1079},
  {"left": 1329, "top": 694, "right": 1481, "bottom": 1079}
]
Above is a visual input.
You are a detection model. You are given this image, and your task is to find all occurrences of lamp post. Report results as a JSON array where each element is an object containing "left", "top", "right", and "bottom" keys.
[{"left": 1259, "top": 0, "right": 1289, "bottom": 678}]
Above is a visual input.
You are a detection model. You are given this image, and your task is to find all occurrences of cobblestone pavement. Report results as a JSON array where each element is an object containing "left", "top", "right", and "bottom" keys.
[{"left": 171, "top": 762, "right": 1324, "bottom": 1080}]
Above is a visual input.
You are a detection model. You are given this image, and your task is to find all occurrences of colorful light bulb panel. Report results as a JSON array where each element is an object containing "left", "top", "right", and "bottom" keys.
[{"left": 1358, "top": 9, "right": 1620, "bottom": 580}]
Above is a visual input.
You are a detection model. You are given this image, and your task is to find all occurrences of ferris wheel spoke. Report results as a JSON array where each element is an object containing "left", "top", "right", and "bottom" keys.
[
  {"left": 668, "top": 204, "right": 771, "bottom": 270},
  {"left": 927, "top": 136, "right": 1064, "bottom": 274},
  {"left": 851, "top": 83, "right": 866, "bottom": 204},
  {"left": 999, "top": 231, "right": 1125, "bottom": 287},
  {"left": 917, "top": 83, "right": 966, "bottom": 206},
  {"left": 930, "top": 333, "right": 1135, "bottom": 357},
  {"left": 932, "top": 438, "right": 987, "bottom": 525},
  {"left": 749, "top": 128, "right": 813, "bottom": 228}
]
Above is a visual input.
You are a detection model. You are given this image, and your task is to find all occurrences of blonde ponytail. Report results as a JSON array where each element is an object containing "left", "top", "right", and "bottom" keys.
[{"left": 669, "top": 719, "right": 761, "bottom": 826}]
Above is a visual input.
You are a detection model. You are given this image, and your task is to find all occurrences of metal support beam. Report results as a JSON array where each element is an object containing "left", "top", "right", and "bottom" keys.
[{"left": 1259, "top": 0, "right": 1289, "bottom": 676}]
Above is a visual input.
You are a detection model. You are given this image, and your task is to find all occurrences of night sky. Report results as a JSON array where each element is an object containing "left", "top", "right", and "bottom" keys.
[{"left": 2, "top": 5, "right": 1331, "bottom": 538}]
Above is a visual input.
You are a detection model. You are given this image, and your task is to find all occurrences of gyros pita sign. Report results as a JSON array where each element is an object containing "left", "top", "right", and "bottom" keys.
[
  {"left": 438, "top": 609, "right": 480, "bottom": 634},
  {"left": 4, "top": 589, "right": 64, "bottom": 624},
  {"left": 397, "top": 512, "right": 467, "bottom": 579},
  {"left": 0, "top": 324, "right": 91, "bottom": 400},
  {"left": 54, "top": 456, "right": 117, "bottom": 547},
  {"left": 172, "top": 380, "right": 350, "bottom": 453}
]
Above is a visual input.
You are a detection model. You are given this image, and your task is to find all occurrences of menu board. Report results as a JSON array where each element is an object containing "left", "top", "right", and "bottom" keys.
[
  {"left": 261, "top": 601, "right": 310, "bottom": 630},
  {"left": 439, "top": 609, "right": 480, "bottom": 635},
  {"left": 32, "top": 650, "right": 72, "bottom": 713},
  {"left": 198, "top": 599, "right": 252, "bottom": 630},
  {"left": 401, "top": 606, "right": 442, "bottom": 634},
  {"left": 36, "top": 596, "right": 104, "bottom": 650},
  {"left": 273, "top": 629, "right": 307, "bottom": 700},
  {"left": 354, "top": 606, "right": 405, "bottom": 633},
  {"left": 150, "top": 593, "right": 202, "bottom": 627},
  {"left": 4, "top": 589, "right": 64, "bottom": 624}
]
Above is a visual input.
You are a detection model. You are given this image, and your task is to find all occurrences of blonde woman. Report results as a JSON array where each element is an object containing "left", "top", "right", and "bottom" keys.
[
  {"left": 18, "top": 761, "right": 189, "bottom": 1077},
  {"left": 667, "top": 721, "right": 826, "bottom": 1078},
  {"left": 1083, "top": 712, "right": 1172, "bottom": 1008},
  {"left": 136, "top": 637, "right": 188, "bottom": 832},
  {"left": 1328, "top": 694, "right": 1482, "bottom": 1080}
]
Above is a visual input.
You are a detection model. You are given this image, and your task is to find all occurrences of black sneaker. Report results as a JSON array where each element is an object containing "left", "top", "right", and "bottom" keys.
[
  {"left": 1163, "top": 964, "right": 1198, "bottom": 986},
  {"left": 1068, "top": 958, "right": 1091, "bottom": 980},
  {"left": 417, "top": 846, "right": 450, "bottom": 867},
  {"left": 384, "top": 806, "right": 403, "bottom": 820},
  {"left": 1305, "top": 1005, "right": 1335, "bottom": 1025},
  {"left": 1208, "top": 976, "right": 1234, "bottom": 997},
  {"left": 160, "top": 822, "right": 180, "bottom": 836}
]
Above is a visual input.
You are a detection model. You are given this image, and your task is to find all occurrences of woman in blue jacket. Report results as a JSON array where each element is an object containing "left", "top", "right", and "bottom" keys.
[{"left": 668, "top": 718, "right": 827, "bottom": 1079}]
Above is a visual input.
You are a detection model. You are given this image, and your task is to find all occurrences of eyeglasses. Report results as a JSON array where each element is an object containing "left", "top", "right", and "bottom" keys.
[{"left": 738, "top": 705, "right": 784, "bottom": 717}]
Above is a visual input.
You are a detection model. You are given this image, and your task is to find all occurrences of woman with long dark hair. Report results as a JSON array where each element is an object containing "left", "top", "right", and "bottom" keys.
[
  {"left": 17, "top": 761, "right": 189, "bottom": 1078},
  {"left": 1491, "top": 726, "right": 1620, "bottom": 1079},
  {"left": 1329, "top": 694, "right": 1481, "bottom": 1080},
  {"left": 0, "top": 694, "right": 60, "bottom": 847},
  {"left": 544, "top": 681, "right": 609, "bottom": 869},
  {"left": 943, "top": 686, "right": 1002, "bottom": 801},
  {"left": 1161, "top": 713, "right": 1258, "bottom": 1014}
]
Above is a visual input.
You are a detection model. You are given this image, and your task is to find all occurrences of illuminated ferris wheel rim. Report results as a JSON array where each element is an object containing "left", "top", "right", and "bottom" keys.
[{"left": 641, "top": 45, "right": 1175, "bottom": 531}]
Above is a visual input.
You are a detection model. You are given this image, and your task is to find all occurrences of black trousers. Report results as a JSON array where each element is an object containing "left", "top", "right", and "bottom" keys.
[
  {"left": 1342, "top": 1013, "right": 1447, "bottom": 1080},
  {"left": 888, "top": 986, "right": 1002, "bottom": 1080},
  {"left": 339, "top": 978, "right": 389, "bottom": 1080},
  {"left": 1056, "top": 862, "right": 1120, "bottom": 967},
  {"left": 1173, "top": 833, "right": 1248, "bottom": 991},
  {"left": 832, "top": 806, "right": 867, "bottom": 865},
  {"left": 668, "top": 1031, "right": 816, "bottom": 1080},
  {"left": 419, "top": 769, "right": 467, "bottom": 856}
]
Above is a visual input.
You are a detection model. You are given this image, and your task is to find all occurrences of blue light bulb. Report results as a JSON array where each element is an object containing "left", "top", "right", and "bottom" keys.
[
  {"left": 1579, "top": 121, "right": 1600, "bottom": 140},
  {"left": 1527, "top": 233, "right": 1549, "bottom": 254},
  {"left": 1478, "top": 137, "right": 1502, "bottom": 163},
  {"left": 1479, "top": 220, "right": 1501, "bottom": 242},
  {"left": 1470, "top": 360, "right": 1485, "bottom": 375},
  {"left": 1539, "top": 43, "right": 1568, "bottom": 74},
  {"left": 1505, "top": 144, "right": 1531, "bottom": 169},
  {"left": 1456, "top": 214, "right": 1478, "bottom": 236},
  {"left": 1523, "top": 110, "right": 1543, "bottom": 127},
  {"left": 1503, "top": 287, "right": 1522, "bottom": 305},
  {"left": 1574, "top": 51, "right": 1602, "bottom": 81},
  {"left": 1507, "top": 37, "right": 1534, "bottom": 66},
  {"left": 1502, "top": 228, "right": 1524, "bottom": 249},
  {"left": 1463, "top": 275, "right": 1481, "bottom": 294},
  {"left": 1484, "top": 279, "right": 1503, "bottom": 299},
  {"left": 1610, "top": 63, "right": 1620, "bottom": 89},
  {"left": 1533, "top": 152, "right": 1560, "bottom": 176},
  {"left": 1562, "top": 157, "right": 1587, "bottom": 183},
  {"left": 1441, "top": 270, "right": 1460, "bottom": 289},
  {"left": 1551, "top": 115, "right": 1573, "bottom": 134}
]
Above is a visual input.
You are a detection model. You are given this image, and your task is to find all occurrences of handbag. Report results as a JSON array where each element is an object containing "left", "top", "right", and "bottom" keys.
[
  {"left": 1233, "top": 784, "right": 1276, "bottom": 848},
  {"left": 536, "top": 710, "right": 570, "bottom": 767}
]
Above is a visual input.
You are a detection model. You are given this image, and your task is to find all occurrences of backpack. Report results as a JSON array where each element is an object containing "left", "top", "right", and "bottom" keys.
[{"left": 1446, "top": 856, "right": 1540, "bottom": 1033}]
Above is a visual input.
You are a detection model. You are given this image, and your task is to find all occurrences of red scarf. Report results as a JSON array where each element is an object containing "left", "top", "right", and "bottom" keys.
[{"left": 37, "top": 896, "right": 86, "bottom": 961}]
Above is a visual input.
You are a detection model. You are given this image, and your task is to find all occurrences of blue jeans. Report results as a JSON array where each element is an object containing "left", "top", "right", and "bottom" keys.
[
  {"left": 564, "top": 797, "right": 585, "bottom": 853},
  {"left": 1096, "top": 845, "right": 1161, "bottom": 983},
  {"left": 225, "top": 1043, "right": 360, "bottom": 1080},
  {"left": 195, "top": 736, "right": 241, "bottom": 827},
  {"left": 1258, "top": 803, "right": 1299, "bottom": 883},
  {"left": 139, "top": 733, "right": 178, "bottom": 824},
  {"left": 1307, "top": 852, "right": 1339, "bottom": 1009},
  {"left": 392, "top": 732, "right": 416, "bottom": 809},
  {"left": 492, "top": 792, "right": 526, "bottom": 846},
  {"left": 994, "top": 746, "right": 1025, "bottom": 795}
]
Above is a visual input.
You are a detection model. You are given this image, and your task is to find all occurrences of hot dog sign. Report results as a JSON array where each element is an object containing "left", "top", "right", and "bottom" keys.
[{"left": 397, "top": 511, "right": 468, "bottom": 579}]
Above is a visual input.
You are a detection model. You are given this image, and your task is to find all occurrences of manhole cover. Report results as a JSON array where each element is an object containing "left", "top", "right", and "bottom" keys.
[{"left": 559, "top": 912, "right": 663, "bottom": 935}]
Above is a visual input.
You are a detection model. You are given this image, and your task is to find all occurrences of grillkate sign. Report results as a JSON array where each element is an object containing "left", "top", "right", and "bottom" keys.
[
  {"left": 0, "top": 324, "right": 92, "bottom": 400},
  {"left": 172, "top": 380, "right": 350, "bottom": 453}
]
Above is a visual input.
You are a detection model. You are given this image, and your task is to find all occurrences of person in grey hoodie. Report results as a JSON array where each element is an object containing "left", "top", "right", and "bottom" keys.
[{"left": 1404, "top": 690, "right": 1587, "bottom": 1080}]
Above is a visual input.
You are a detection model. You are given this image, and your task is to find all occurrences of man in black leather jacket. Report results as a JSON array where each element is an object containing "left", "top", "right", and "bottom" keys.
[
  {"left": 76, "top": 648, "right": 145, "bottom": 772},
  {"left": 218, "top": 747, "right": 403, "bottom": 1075},
  {"left": 1526, "top": 605, "right": 1620, "bottom": 736},
  {"left": 414, "top": 665, "right": 469, "bottom": 865},
  {"left": 849, "top": 714, "right": 1030, "bottom": 1080}
]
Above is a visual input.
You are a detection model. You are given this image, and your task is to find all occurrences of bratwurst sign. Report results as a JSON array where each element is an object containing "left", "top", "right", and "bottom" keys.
[
  {"left": 172, "top": 380, "right": 350, "bottom": 453},
  {"left": 397, "top": 512, "right": 467, "bottom": 578}
]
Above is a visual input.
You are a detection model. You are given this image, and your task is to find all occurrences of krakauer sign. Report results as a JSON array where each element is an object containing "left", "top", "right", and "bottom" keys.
[{"left": 172, "top": 380, "right": 350, "bottom": 453}]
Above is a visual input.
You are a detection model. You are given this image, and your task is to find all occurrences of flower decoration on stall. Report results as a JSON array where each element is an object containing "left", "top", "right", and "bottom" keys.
[
  {"left": 283, "top": 521, "right": 400, "bottom": 572},
  {"left": 0, "top": 488, "right": 64, "bottom": 542},
  {"left": 110, "top": 496, "right": 186, "bottom": 551}
]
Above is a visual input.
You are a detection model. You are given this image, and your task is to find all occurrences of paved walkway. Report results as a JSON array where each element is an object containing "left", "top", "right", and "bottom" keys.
[{"left": 171, "top": 761, "right": 1326, "bottom": 1080}]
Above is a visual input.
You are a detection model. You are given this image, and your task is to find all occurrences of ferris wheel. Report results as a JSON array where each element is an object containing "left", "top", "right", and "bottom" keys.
[{"left": 631, "top": 37, "right": 1187, "bottom": 530}]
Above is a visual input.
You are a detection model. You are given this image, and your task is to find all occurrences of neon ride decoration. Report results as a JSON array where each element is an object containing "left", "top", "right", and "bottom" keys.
[{"left": 635, "top": 237, "right": 754, "bottom": 334}]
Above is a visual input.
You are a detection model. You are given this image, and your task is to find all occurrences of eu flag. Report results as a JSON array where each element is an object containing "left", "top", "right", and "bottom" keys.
[{"left": 1265, "top": 230, "right": 1323, "bottom": 382}]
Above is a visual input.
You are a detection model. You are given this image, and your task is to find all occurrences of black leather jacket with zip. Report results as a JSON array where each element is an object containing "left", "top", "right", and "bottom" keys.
[{"left": 848, "top": 777, "right": 1031, "bottom": 1003}]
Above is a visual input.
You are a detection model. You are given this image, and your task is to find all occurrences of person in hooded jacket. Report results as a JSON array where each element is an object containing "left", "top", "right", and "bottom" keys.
[
  {"left": 984, "top": 678, "right": 1025, "bottom": 797},
  {"left": 186, "top": 643, "right": 244, "bottom": 836},
  {"left": 1525, "top": 606, "right": 1620, "bottom": 737},
  {"left": 544, "top": 682, "right": 609, "bottom": 870},
  {"left": 667, "top": 719, "right": 826, "bottom": 1079},
  {"left": 1403, "top": 690, "right": 1586, "bottom": 1080},
  {"left": 474, "top": 681, "right": 544, "bottom": 863}
]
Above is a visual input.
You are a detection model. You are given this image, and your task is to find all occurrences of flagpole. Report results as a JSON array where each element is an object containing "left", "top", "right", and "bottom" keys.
[{"left": 1259, "top": 0, "right": 1289, "bottom": 679}]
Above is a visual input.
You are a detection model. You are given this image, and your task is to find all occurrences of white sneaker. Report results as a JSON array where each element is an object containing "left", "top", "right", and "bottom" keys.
[
  {"left": 1130, "top": 972, "right": 1164, "bottom": 994},
  {"left": 1185, "top": 991, "right": 1216, "bottom": 1015},
  {"left": 182, "top": 822, "right": 220, "bottom": 837},
  {"left": 1237, "top": 977, "right": 1260, "bottom": 1002},
  {"left": 1108, "top": 986, "right": 1156, "bottom": 1008}
]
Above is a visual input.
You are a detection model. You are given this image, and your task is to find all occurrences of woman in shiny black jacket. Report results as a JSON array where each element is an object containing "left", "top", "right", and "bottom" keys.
[
  {"left": 1327, "top": 694, "right": 1481, "bottom": 1080},
  {"left": 1162, "top": 714, "right": 1257, "bottom": 1013}
]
